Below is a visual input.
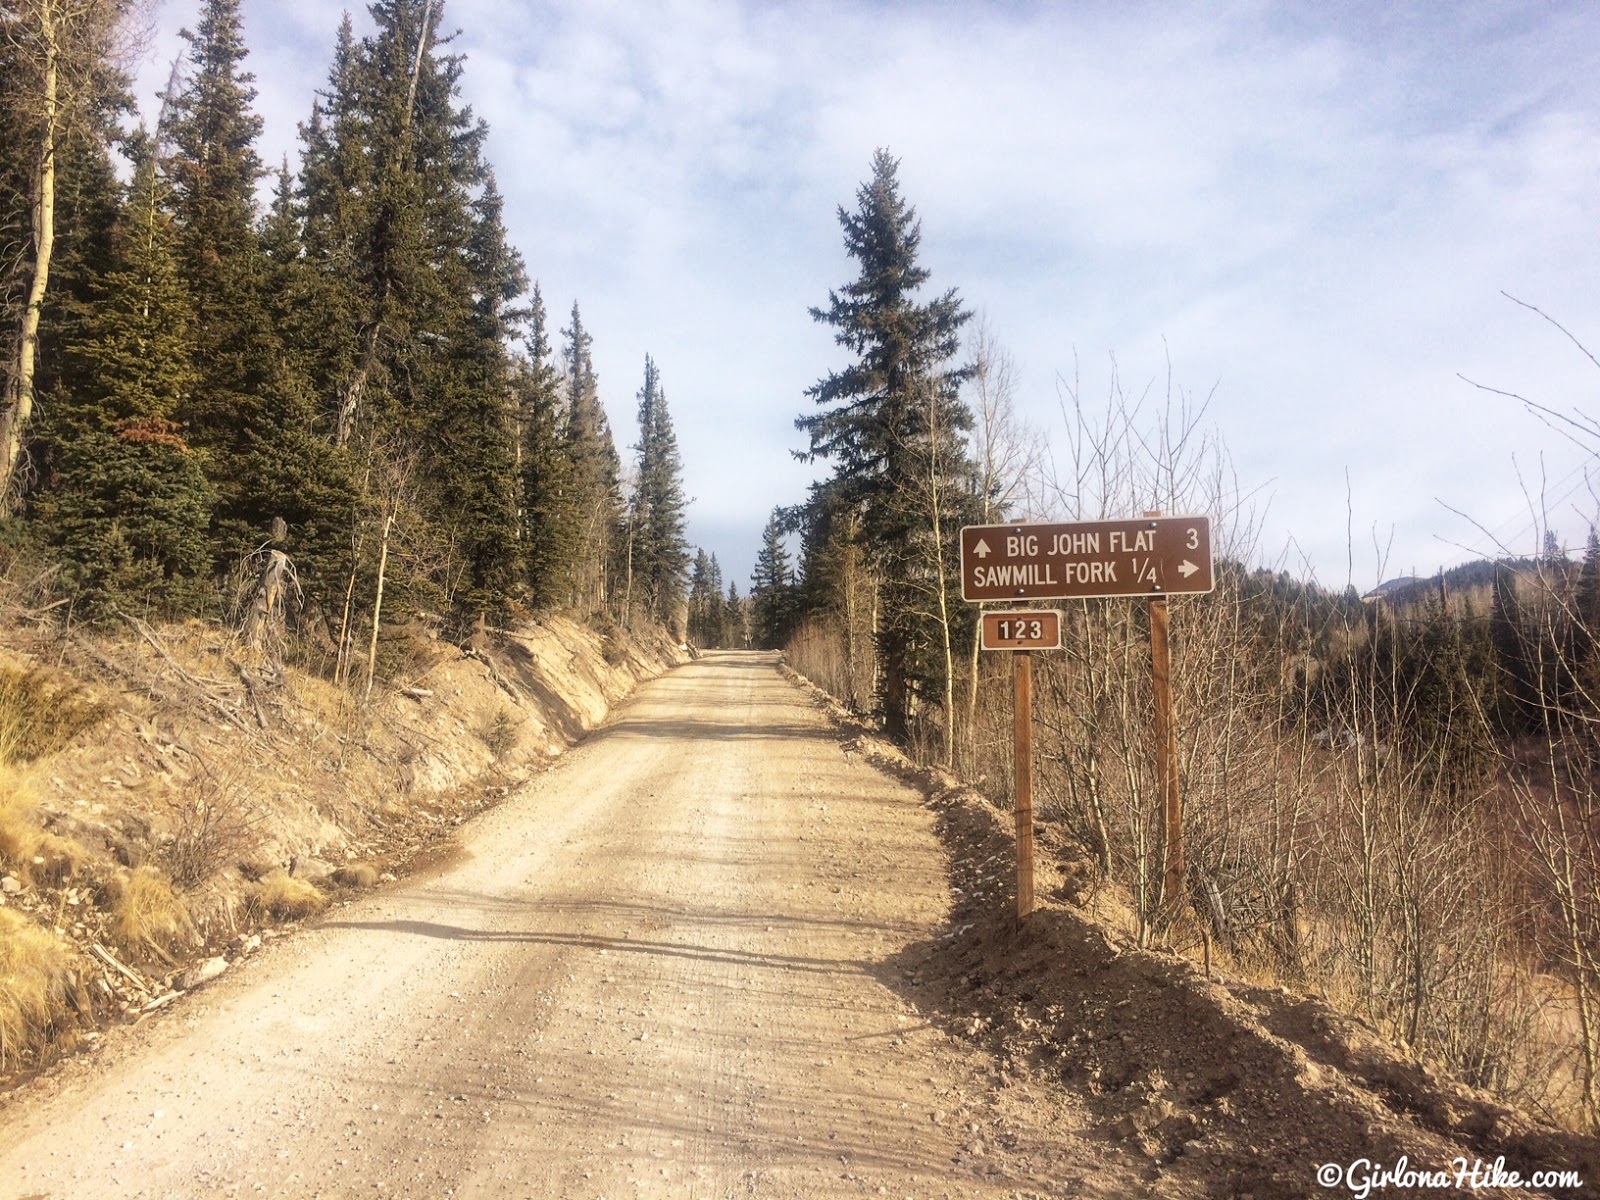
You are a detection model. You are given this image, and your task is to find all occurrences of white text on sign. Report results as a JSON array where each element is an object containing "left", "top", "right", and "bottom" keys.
[{"left": 959, "top": 517, "right": 1215, "bottom": 602}]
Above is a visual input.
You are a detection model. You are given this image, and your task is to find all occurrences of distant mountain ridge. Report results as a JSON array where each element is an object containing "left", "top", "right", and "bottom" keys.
[{"left": 1363, "top": 557, "right": 1548, "bottom": 606}]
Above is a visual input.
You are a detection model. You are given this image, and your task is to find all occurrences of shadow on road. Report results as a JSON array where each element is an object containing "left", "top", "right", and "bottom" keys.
[{"left": 323, "top": 918, "right": 871, "bottom": 978}]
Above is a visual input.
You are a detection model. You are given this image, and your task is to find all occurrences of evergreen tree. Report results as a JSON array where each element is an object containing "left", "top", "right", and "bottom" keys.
[
  {"left": 36, "top": 143, "right": 214, "bottom": 617},
  {"left": 0, "top": 0, "right": 128, "bottom": 509},
  {"left": 724, "top": 579, "right": 745, "bottom": 649},
  {"left": 751, "top": 510, "right": 797, "bottom": 649},
  {"left": 689, "top": 549, "right": 733, "bottom": 647},
  {"left": 517, "top": 284, "right": 576, "bottom": 609},
  {"left": 1576, "top": 528, "right": 1600, "bottom": 726},
  {"left": 296, "top": 13, "right": 369, "bottom": 439},
  {"left": 687, "top": 548, "right": 715, "bottom": 646},
  {"left": 1491, "top": 562, "right": 1535, "bottom": 733},
  {"left": 561, "top": 302, "right": 623, "bottom": 613},
  {"left": 292, "top": 0, "right": 525, "bottom": 618},
  {"left": 436, "top": 169, "right": 524, "bottom": 616},
  {"left": 796, "top": 149, "right": 974, "bottom": 739},
  {"left": 162, "top": 0, "right": 354, "bottom": 589},
  {"left": 24, "top": 99, "right": 130, "bottom": 498},
  {"left": 628, "top": 355, "right": 690, "bottom": 628}
]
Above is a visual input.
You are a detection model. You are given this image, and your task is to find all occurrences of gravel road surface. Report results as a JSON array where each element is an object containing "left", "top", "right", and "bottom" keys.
[{"left": 0, "top": 652, "right": 1126, "bottom": 1199}]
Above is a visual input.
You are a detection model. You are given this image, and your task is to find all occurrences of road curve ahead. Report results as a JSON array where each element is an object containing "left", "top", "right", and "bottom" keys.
[{"left": 0, "top": 651, "right": 1099, "bottom": 1199}]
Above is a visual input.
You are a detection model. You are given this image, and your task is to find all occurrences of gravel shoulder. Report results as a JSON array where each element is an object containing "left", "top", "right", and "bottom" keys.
[{"left": 0, "top": 651, "right": 1136, "bottom": 1199}]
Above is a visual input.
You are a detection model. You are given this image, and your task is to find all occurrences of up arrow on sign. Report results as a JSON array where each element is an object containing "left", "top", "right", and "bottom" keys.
[{"left": 973, "top": 538, "right": 991, "bottom": 559}]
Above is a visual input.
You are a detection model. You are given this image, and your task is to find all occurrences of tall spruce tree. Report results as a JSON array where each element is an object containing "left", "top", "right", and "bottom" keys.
[
  {"left": 439, "top": 169, "right": 524, "bottom": 616},
  {"left": 628, "top": 355, "right": 690, "bottom": 628},
  {"left": 723, "top": 579, "right": 745, "bottom": 648},
  {"left": 37, "top": 142, "right": 214, "bottom": 617},
  {"left": 0, "top": 0, "right": 128, "bottom": 509},
  {"left": 687, "top": 548, "right": 719, "bottom": 646},
  {"left": 796, "top": 149, "right": 974, "bottom": 740},
  {"left": 561, "top": 302, "right": 623, "bottom": 613},
  {"left": 294, "top": 0, "right": 524, "bottom": 618},
  {"left": 296, "top": 13, "right": 369, "bottom": 439},
  {"left": 751, "top": 510, "right": 797, "bottom": 649},
  {"left": 162, "top": 0, "right": 354, "bottom": 589},
  {"left": 517, "top": 283, "right": 576, "bottom": 609}
]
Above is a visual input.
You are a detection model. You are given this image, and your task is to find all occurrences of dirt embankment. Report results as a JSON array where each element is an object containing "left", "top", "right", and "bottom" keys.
[
  {"left": 782, "top": 666, "right": 1600, "bottom": 1199},
  {"left": 0, "top": 613, "right": 684, "bottom": 1082}
]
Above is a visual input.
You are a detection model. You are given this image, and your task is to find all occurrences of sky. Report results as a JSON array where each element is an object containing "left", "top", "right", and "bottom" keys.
[{"left": 131, "top": 0, "right": 1600, "bottom": 593}]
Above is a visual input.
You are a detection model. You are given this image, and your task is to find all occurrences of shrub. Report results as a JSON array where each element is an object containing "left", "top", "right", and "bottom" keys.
[
  {"left": 157, "top": 772, "right": 264, "bottom": 891},
  {"left": 480, "top": 708, "right": 518, "bottom": 760}
]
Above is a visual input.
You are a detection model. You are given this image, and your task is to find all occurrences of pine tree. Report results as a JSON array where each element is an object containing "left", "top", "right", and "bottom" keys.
[
  {"left": 629, "top": 355, "right": 690, "bottom": 629},
  {"left": 723, "top": 580, "right": 746, "bottom": 649},
  {"left": 1491, "top": 562, "right": 1534, "bottom": 734},
  {"left": 561, "top": 302, "right": 623, "bottom": 613},
  {"left": 1576, "top": 528, "right": 1600, "bottom": 724},
  {"left": 293, "top": 0, "right": 526, "bottom": 619},
  {"left": 434, "top": 169, "right": 524, "bottom": 616},
  {"left": 296, "top": 13, "right": 369, "bottom": 438},
  {"left": 796, "top": 149, "right": 974, "bottom": 739},
  {"left": 162, "top": 0, "right": 355, "bottom": 590},
  {"left": 36, "top": 142, "right": 214, "bottom": 617},
  {"left": 687, "top": 548, "right": 713, "bottom": 645},
  {"left": 517, "top": 284, "right": 576, "bottom": 609},
  {"left": 25, "top": 91, "right": 130, "bottom": 489},
  {"left": 751, "top": 510, "right": 797, "bottom": 650}
]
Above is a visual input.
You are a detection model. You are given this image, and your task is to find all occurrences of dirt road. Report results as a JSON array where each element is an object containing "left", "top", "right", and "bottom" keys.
[{"left": 0, "top": 652, "right": 1133, "bottom": 1199}]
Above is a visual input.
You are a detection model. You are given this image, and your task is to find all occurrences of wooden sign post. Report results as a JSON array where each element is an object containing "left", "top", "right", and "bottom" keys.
[
  {"left": 1148, "top": 575, "right": 1184, "bottom": 918},
  {"left": 962, "top": 515, "right": 1213, "bottom": 925},
  {"left": 1013, "top": 648, "right": 1034, "bottom": 921}
]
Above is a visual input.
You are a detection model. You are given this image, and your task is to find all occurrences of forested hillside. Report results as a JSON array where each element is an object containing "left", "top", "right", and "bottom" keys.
[{"left": 0, "top": 0, "right": 691, "bottom": 655}]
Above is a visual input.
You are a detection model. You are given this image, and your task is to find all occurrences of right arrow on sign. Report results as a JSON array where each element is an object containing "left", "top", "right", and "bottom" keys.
[{"left": 1179, "top": 560, "right": 1199, "bottom": 578}]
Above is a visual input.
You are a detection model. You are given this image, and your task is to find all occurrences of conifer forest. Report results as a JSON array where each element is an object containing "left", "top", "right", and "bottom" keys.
[{"left": 2, "top": 0, "right": 1599, "bottom": 1135}]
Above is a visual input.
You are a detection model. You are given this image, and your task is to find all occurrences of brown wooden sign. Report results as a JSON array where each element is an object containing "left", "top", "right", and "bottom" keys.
[
  {"left": 960, "top": 516, "right": 1214, "bottom": 602},
  {"left": 980, "top": 609, "right": 1061, "bottom": 651}
]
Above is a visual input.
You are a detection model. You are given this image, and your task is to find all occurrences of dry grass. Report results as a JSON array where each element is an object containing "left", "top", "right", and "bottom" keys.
[
  {"left": 109, "top": 866, "right": 196, "bottom": 964},
  {"left": 250, "top": 873, "right": 328, "bottom": 921},
  {"left": 0, "top": 763, "right": 89, "bottom": 887},
  {"left": 0, "top": 665, "right": 112, "bottom": 764},
  {"left": 0, "top": 908, "right": 79, "bottom": 1070}
]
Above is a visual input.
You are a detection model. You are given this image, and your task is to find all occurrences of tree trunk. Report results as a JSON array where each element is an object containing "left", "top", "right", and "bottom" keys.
[
  {"left": 0, "top": 0, "right": 60, "bottom": 511},
  {"left": 363, "top": 509, "right": 396, "bottom": 703}
]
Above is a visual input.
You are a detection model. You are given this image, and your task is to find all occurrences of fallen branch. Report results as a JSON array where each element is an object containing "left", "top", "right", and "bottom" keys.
[
  {"left": 90, "top": 942, "right": 152, "bottom": 993},
  {"left": 109, "top": 611, "right": 244, "bottom": 726},
  {"left": 233, "top": 661, "right": 270, "bottom": 729},
  {"left": 461, "top": 645, "right": 520, "bottom": 701}
]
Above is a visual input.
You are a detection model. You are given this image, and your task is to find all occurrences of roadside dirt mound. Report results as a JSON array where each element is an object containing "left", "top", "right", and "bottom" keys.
[
  {"left": 0, "top": 613, "right": 683, "bottom": 1083},
  {"left": 782, "top": 667, "right": 1599, "bottom": 1199},
  {"left": 908, "top": 789, "right": 1598, "bottom": 1199}
]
